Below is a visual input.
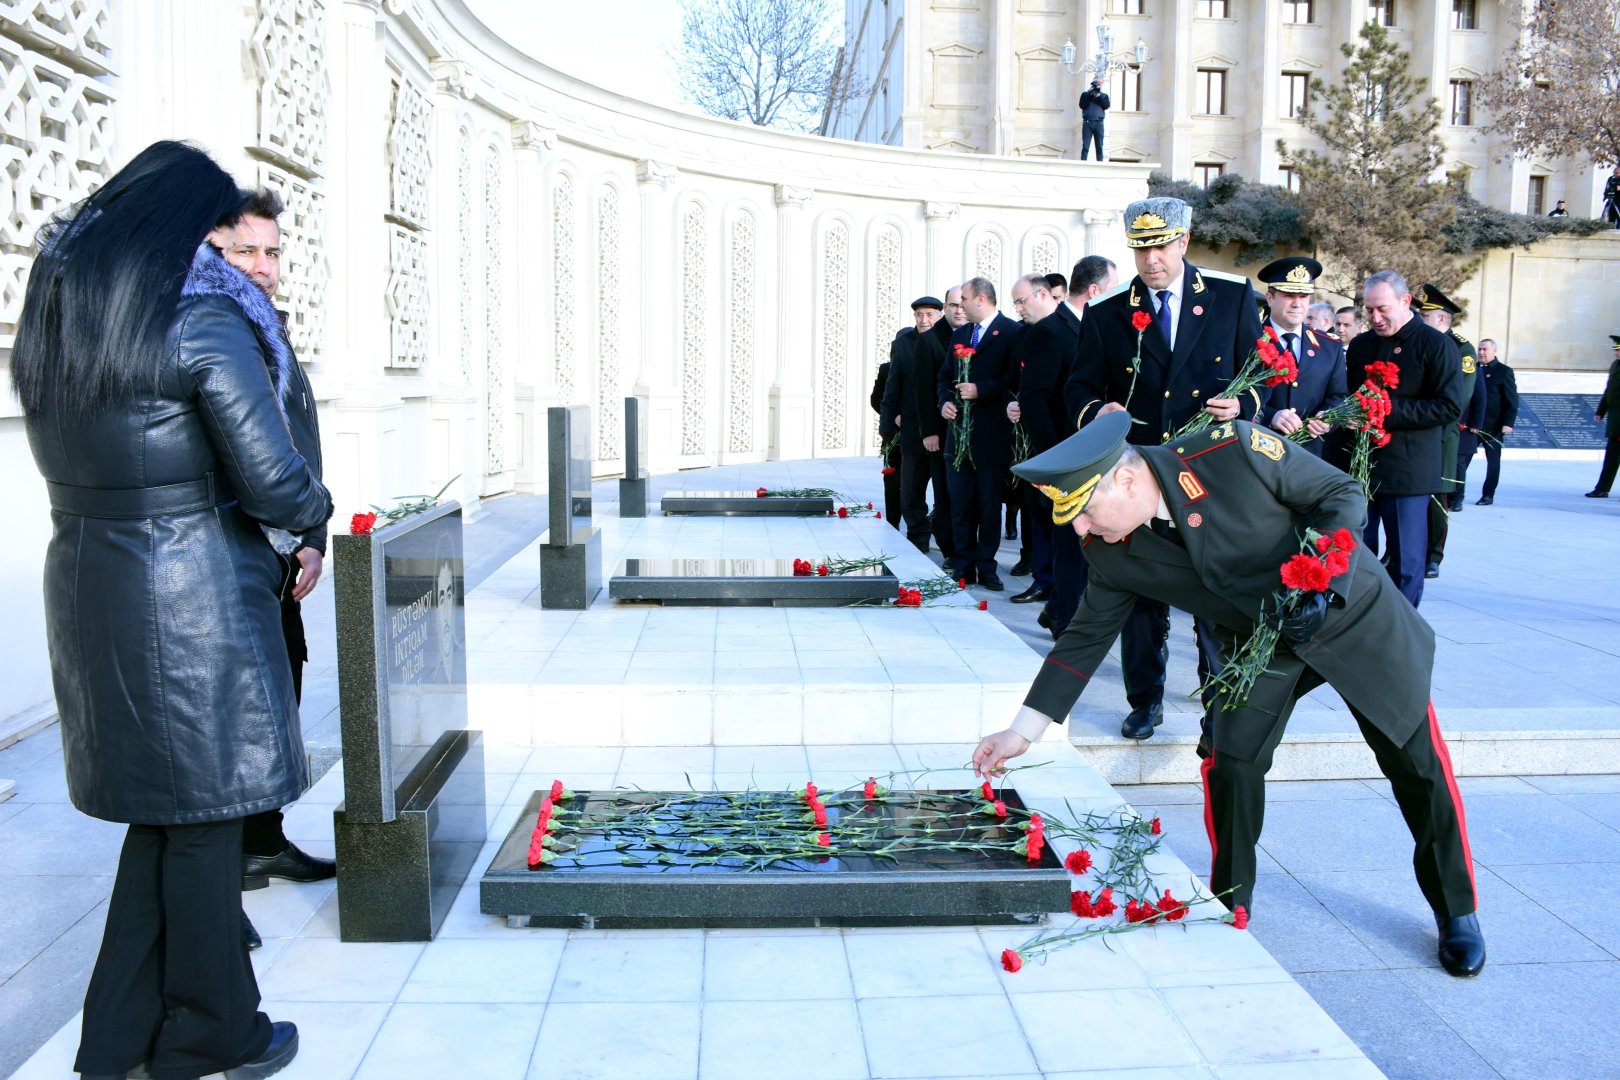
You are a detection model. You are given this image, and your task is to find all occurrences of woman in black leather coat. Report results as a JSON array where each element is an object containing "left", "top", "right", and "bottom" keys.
[{"left": 13, "top": 141, "right": 330, "bottom": 1080}]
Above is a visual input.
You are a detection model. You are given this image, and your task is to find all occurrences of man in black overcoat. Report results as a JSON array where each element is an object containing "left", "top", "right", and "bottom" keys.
[
  {"left": 877, "top": 295, "right": 945, "bottom": 531},
  {"left": 1005, "top": 274, "right": 1076, "bottom": 604},
  {"left": 1064, "top": 197, "right": 1267, "bottom": 739},
  {"left": 971, "top": 412, "right": 1486, "bottom": 978}
]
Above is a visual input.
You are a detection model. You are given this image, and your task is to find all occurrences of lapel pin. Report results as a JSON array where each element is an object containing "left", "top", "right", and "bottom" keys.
[
  {"left": 1193, "top": 305, "right": 1204, "bottom": 316},
  {"left": 1393, "top": 347, "right": 1402, "bottom": 354},
  {"left": 1187, "top": 512, "right": 1203, "bottom": 527},
  {"left": 1307, "top": 349, "right": 1315, "bottom": 357}
]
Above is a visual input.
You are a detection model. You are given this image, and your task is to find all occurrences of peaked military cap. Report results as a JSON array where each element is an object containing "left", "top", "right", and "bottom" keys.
[
  {"left": 1610, "top": 334, "right": 1620, "bottom": 346},
  {"left": 1413, "top": 284, "right": 1463, "bottom": 316},
  {"left": 1257, "top": 256, "right": 1323, "bottom": 295},
  {"left": 1010, "top": 411, "right": 1133, "bottom": 525},
  {"left": 911, "top": 295, "right": 944, "bottom": 310},
  {"left": 1123, "top": 197, "right": 1191, "bottom": 249}
]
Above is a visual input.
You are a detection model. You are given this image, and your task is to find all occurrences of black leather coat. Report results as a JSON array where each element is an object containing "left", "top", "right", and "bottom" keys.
[{"left": 28, "top": 292, "right": 332, "bottom": 824}]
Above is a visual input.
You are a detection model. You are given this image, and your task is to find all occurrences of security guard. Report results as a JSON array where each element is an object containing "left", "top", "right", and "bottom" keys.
[
  {"left": 1063, "top": 197, "right": 1265, "bottom": 740},
  {"left": 1256, "top": 257, "right": 1347, "bottom": 458},
  {"left": 971, "top": 411, "right": 1486, "bottom": 978},
  {"left": 1412, "top": 284, "right": 1479, "bottom": 578}
]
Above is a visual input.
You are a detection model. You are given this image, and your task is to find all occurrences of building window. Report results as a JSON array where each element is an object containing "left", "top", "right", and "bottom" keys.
[
  {"left": 1194, "top": 162, "right": 1225, "bottom": 187},
  {"left": 1449, "top": 80, "right": 1473, "bottom": 125},
  {"left": 1279, "top": 165, "right": 1301, "bottom": 192},
  {"left": 1109, "top": 67, "right": 1144, "bottom": 111},
  {"left": 1528, "top": 175, "right": 1547, "bottom": 216},
  {"left": 1370, "top": 81, "right": 1390, "bottom": 121},
  {"left": 1452, "top": 0, "right": 1476, "bottom": 29},
  {"left": 1369, "top": 0, "right": 1395, "bottom": 26},
  {"left": 1109, "top": 0, "right": 1144, "bottom": 13},
  {"left": 1282, "top": 0, "right": 1313, "bottom": 23},
  {"left": 1197, "top": 0, "right": 1229, "bottom": 16},
  {"left": 1281, "top": 72, "right": 1310, "bottom": 118},
  {"left": 1196, "top": 69, "right": 1227, "bottom": 115}
]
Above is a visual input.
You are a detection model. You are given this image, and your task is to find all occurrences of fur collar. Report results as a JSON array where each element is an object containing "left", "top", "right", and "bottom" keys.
[{"left": 181, "top": 243, "right": 294, "bottom": 399}]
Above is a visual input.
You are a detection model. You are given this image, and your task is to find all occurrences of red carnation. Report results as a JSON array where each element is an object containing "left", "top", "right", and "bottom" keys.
[
  {"left": 1365, "top": 360, "right": 1401, "bottom": 389},
  {"left": 350, "top": 512, "right": 378, "bottom": 535},
  {"left": 812, "top": 802, "right": 828, "bottom": 826},
  {"left": 1071, "top": 890, "right": 1095, "bottom": 917},
  {"left": 867, "top": 502, "right": 873, "bottom": 510},
  {"left": 864, "top": 777, "right": 877, "bottom": 799},
  {"left": 816, "top": 832, "right": 831, "bottom": 847},
  {"left": 1131, "top": 310, "right": 1153, "bottom": 333},
  {"left": 881, "top": 467, "right": 897, "bottom": 476},
  {"left": 1150, "top": 816, "right": 1162, "bottom": 835},
  {"left": 1064, "top": 849, "right": 1094, "bottom": 875},
  {"left": 979, "top": 600, "right": 988, "bottom": 611},
  {"left": 837, "top": 507, "right": 849, "bottom": 519},
  {"left": 756, "top": 487, "right": 768, "bottom": 498},
  {"left": 817, "top": 564, "right": 829, "bottom": 576},
  {"left": 1091, "top": 888, "right": 1117, "bottom": 917},
  {"left": 992, "top": 799, "right": 1007, "bottom": 818},
  {"left": 1231, "top": 904, "right": 1249, "bottom": 930},
  {"left": 1280, "top": 553, "right": 1332, "bottom": 593},
  {"left": 954, "top": 344, "right": 977, "bottom": 360},
  {"left": 1324, "top": 549, "right": 1350, "bottom": 577},
  {"left": 1124, "top": 899, "right": 1150, "bottom": 924},
  {"left": 550, "top": 779, "right": 565, "bottom": 801},
  {"left": 804, "top": 782, "right": 818, "bottom": 802},
  {"left": 980, "top": 780, "right": 995, "bottom": 801},
  {"left": 1157, "top": 890, "right": 1188, "bottom": 921},
  {"left": 957, "top": 578, "right": 967, "bottom": 589},
  {"left": 875, "top": 511, "right": 882, "bottom": 519},
  {"left": 1000, "top": 948, "right": 1023, "bottom": 972},
  {"left": 1332, "top": 528, "right": 1356, "bottom": 552}
]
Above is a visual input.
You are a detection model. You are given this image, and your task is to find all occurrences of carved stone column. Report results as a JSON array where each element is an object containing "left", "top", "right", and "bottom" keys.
[
  {"left": 769, "top": 184, "right": 814, "bottom": 460},
  {"left": 923, "top": 201, "right": 960, "bottom": 297},
  {"left": 510, "top": 121, "right": 557, "bottom": 493},
  {"left": 633, "top": 159, "right": 680, "bottom": 471}
]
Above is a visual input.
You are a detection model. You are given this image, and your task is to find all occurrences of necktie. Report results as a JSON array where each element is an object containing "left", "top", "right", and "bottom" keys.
[
  {"left": 1282, "top": 332, "right": 1298, "bottom": 362},
  {"left": 1156, "top": 290, "right": 1173, "bottom": 349},
  {"left": 970, "top": 322, "right": 983, "bottom": 349}
]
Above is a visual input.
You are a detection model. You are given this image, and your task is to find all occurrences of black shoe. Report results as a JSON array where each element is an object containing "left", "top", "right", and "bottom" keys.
[
  {"left": 1436, "top": 913, "right": 1486, "bottom": 977},
  {"left": 1475, "top": 495, "right": 1493, "bottom": 506},
  {"left": 225, "top": 1021, "right": 299, "bottom": 1080},
  {"left": 978, "top": 574, "right": 1005, "bottom": 592},
  {"left": 243, "top": 843, "right": 336, "bottom": 888},
  {"left": 1004, "top": 521, "right": 1017, "bottom": 541},
  {"left": 1010, "top": 585, "right": 1050, "bottom": 604},
  {"left": 1036, "top": 608, "right": 1053, "bottom": 630},
  {"left": 1587, "top": 490, "right": 1610, "bottom": 498},
  {"left": 1447, "top": 497, "right": 1463, "bottom": 512},
  {"left": 244, "top": 910, "right": 262, "bottom": 951},
  {"left": 1424, "top": 562, "right": 1440, "bottom": 579},
  {"left": 1008, "top": 560, "right": 1031, "bottom": 577},
  {"left": 1121, "top": 703, "right": 1164, "bottom": 740}
]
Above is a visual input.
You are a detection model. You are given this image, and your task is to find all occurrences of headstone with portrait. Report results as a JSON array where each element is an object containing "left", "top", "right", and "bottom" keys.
[
  {"left": 331, "top": 501, "right": 485, "bottom": 941},
  {"left": 540, "top": 405, "right": 602, "bottom": 608}
]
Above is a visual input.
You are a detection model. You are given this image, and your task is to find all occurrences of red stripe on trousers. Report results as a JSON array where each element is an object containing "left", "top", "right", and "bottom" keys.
[
  {"left": 1199, "top": 753, "right": 1218, "bottom": 888},
  {"left": 1427, "top": 701, "right": 1478, "bottom": 905}
]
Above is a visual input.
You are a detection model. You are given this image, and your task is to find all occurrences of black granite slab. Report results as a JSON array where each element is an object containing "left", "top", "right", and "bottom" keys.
[
  {"left": 607, "top": 558, "right": 897, "bottom": 606},
  {"left": 545, "top": 405, "right": 593, "bottom": 546},
  {"left": 618, "top": 396, "right": 648, "bottom": 518},
  {"left": 481, "top": 787, "right": 1068, "bottom": 928},
  {"left": 1499, "top": 393, "right": 1606, "bottom": 450},
  {"left": 661, "top": 491, "right": 836, "bottom": 516}
]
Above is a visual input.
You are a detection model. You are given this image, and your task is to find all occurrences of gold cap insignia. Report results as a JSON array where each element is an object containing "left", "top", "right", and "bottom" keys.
[
  {"left": 1285, "top": 264, "right": 1312, "bottom": 285},
  {"left": 1130, "top": 212, "right": 1167, "bottom": 232},
  {"left": 1037, "top": 473, "right": 1103, "bottom": 526}
]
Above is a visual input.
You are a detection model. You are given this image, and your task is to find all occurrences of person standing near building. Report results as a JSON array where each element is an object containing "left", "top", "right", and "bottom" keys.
[
  {"left": 1411, "top": 285, "right": 1478, "bottom": 577},
  {"left": 1256, "top": 257, "right": 1346, "bottom": 459},
  {"left": 1603, "top": 167, "right": 1620, "bottom": 228},
  {"left": 1473, "top": 339, "right": 1519, "bottom": 506},
  {"left": 1079, "top": 78, "right": 1110, "bottom": 161},
  {"left": 1588, "top": 335, "right": 1620, "bottom": 497}
]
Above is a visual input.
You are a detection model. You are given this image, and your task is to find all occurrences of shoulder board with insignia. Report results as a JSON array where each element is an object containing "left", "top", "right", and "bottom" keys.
[
  {"left": 1304, "top": 329, "right": 1319, "bottom": 347},
  {"left": 1450, "top": 330, "right": 1471, "bottom": 346},
  {"left": 1095, "top": 280, "right": 1132, "bottom": 305},
  {"left": 1196, "top": 267, "right": 1251, "bottom": 286},
  {"left": 1248, "top": 427, "right": 1286, "bottom": 461}
]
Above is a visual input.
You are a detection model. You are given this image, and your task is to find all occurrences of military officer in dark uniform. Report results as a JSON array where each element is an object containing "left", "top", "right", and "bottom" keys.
[
  {"left": 971, "top": 412, "right": 1486, "bottom": 978},
  {"left": 1411, "top": 285, "right": 1479, "bottom": 577},
  {"left": 1064, "top": 197, "right": 1266, "bottom": 739},
  {"left": 1587, "top": 335, "right": 1620, "bottom": 497},
  {"left": 1450, "top": 350, "right": 1487, "bottom": 513},
  {"left": 1256, "top": 257, "right": 1347, "bottom": 458},
  {"left": 1347, "top": 271, "right": 1464, "bottom": 607}
]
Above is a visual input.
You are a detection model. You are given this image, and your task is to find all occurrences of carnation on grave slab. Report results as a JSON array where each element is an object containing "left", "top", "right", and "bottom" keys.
[{"left": 1000, "top": 948, "right": 1023, "bottom": 972}]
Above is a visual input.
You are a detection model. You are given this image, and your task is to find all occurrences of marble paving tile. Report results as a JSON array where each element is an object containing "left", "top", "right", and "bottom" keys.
[
  {"left": 1118, "top": 922, "right": 1287, "bottom": 987},
  {"left": 397, "top": 938, "right": 567, "bottom": 1003},
  {"left": 353, "top": 1003, "right": 545, "bottom": 1080},
  {"left": 259, "top": 1000, "right": 392, "bottom": 1080},
  {"left": 529, "top": 1001, "right": 700, "bottom": 1080},
  {"left": 0, "top": 873, "right": 111, "bottom": 979},
  {"left": 241, "top": 880, "right": 338, "bottom": 942},
  {"left": 701, "top": 932, "right": 853, "bottom": 1001},
  {"left": 548, "top": 934, "right": 705, "bottom": 1003},
  {"left": 858, "top": 993, "right": 1039, "bottom": 1078},
  {"left": 1211, "top": 1063, "right": 1388, "bottom": 1080},
  {"left": 698, "top": 998, "right": 867, "bottom": 1080},
  {"left": 1161, "top": 980, "right": 1363, "bottom": 1065},
  {"left": 256, "top": 939, "right": 425, "bottom": 1002},
  {"left": 843, "top": 929, "right": 1003, "bottom": 998},
  {"left": 1011, "top": 987, "right": 1205, "bottom": 1072},
  {"left": 977, "top": 926, "right": 1148, "bottom": 992}
]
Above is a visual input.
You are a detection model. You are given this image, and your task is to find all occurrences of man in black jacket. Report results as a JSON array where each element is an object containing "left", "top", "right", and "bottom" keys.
[
  {"left": 940, "top": 276, "right": 1022, "bottom": 589},
  {"left": 971, "top": 413, "right": 1485, "bottom": 978},
  {"left": 220, "top": 190, "right": 337, "bottom": 910},
  {"left": 1347, "top": 271, "right": 1464, "bottom": 607},
  {"left": 1079, "top": 78, "right": 1110, "bottom": 161},
  {"left": 885, "top": 289, "right": 961, "bottom": 557},
  {"left": 875, "top": 296, "right": 944, "bottom": 528},
  {"left": 1006, "top": 274, "right": 1076, "bottom": 604},
  {"left": 1471, "top": 338, "right": 1518, "bottom": 505}
]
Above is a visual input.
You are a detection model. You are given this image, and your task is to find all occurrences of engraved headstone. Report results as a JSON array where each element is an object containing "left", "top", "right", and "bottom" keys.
[
  {"left": 619, "top": 396, "right": 649, "bottom": 518},
  {"left": 1499, "top": 393, "right": 1607, "bottom": 451},
  {"left": 331, "top": 502, "right": 485, "bottom": 942},
  {"left": 608, "top": 557, "right": 898, "bottom": 606},
  {"left": 661, "top": 490, "right": 837, "bottom": 515},
  {"left": 540, "top": 405, "right": 602, "bottom": 608}
]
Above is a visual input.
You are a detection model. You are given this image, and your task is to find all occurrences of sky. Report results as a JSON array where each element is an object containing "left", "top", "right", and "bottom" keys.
[{"left": 465, "top": 0, "right": 687, "bottom": 109}]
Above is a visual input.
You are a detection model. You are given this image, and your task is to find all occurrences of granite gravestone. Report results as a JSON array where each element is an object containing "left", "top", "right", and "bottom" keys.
[
  {"left": 332, "top": 502, "right": 485, "bottom": 942},
  {"left": 1495, "top": 393, "right": 1607, "bottom": 451},
  {"left": 618, "top": 396, "right": 648, "bottom": 518},
  {"left": 540, "top": 405, "right": 602, "bottom": 609},
  {"left": 609, "top": 557, "right": 898, "bottom": 606},
  {"left": 661, "top": 490, "right": 836, "bottom": 515}
]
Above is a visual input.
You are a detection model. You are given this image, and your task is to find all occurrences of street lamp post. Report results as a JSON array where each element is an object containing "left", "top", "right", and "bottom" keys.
[{"left": 1062, "top": 23, "right": 1149, "bottom": 79}]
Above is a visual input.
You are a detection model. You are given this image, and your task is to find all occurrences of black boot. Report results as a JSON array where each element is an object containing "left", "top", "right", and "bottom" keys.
[{"left": 1121, "top": 703, "right": 1164, "bottom": 740}]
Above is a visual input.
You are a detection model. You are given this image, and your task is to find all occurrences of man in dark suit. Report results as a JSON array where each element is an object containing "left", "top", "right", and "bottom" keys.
[
  {"left": 973, "top": 412, "right": 1486, "bottom": 979},
  {"left": 1005, "top": 274, "right": 1077, "bottom": 605},
  {"left": 884, "top": 289, "right": 961, "bottom": 557},
  {"left": 1348, "top": 271, "right": 1464, "bottom": 607},
  {"left": 1411, "top": 284, "right": 1479, "bottom": 577},
  {"left": 940, "top": 276, "right": 1022, "bottom": 590},
  {"left": 1257, "top": 257, "right": 1347, "bottom": 459},
  {"left": 1472, "top": 337, "right": 1518, "bottom": 505},
  {"left": 1064, "top": 197, "right": 1266, "bottom": 739},
  {"left": 878, "top": 296, "right": 945, "bottom": 533},
  {"left": 1587, "top": 335, "right": 1620, "bottom": 497}
]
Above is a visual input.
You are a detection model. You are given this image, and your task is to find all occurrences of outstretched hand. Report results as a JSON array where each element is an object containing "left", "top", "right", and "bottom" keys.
[{"left": 972, "top": 729, "right": 1031, "bottom": 779}]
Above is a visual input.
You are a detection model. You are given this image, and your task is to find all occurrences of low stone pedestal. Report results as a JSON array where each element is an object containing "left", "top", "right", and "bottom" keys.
[
  {"left": 661, "top": 491, "right": 835, "bottom": 516},
  {"left": 540, "top": 527, "right": 602, "bottom": 609},
  {"left": 608, "top": 557, "right": 896, "bottom": 606}
]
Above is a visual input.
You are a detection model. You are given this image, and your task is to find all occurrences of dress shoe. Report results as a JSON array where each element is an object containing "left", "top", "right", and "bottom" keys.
[
  {"left": 978, "top": 574, "right": 1005, "bottom": 592},
  {"left": 1121, "top": 703, "right": 1164, "bottom": 740},
  {"left": 1424, "top": 561, "right": 1440, "bottom": 579},
  {"left": 1436, "top": 913, "right": 1486, "bottom": 977},
  {"left": 1004, "top": 520, "right": 1018, "bottom": 541},
  {"left": 1475, "top": 495, "right": 1493, "bottom": 505},
  {"left": 1447, "top": 497, "right": 1463, "bottom": 512},
  {"left": 243, "top": 910, "right": 262, "bottom": 951},
  {"left": 1036, "top": 607, "right": 1053, "bottom": 630},
  {"left": 243, "top": 843, "right": 336, "bottom": 889},
  {"left": 1588, "top": 490, "right": 1610, "bottom": 498},
  {"left": 224, "top": 1021, "right": 299, "bottom": 1080},
  {"left": 1010, "top": 585, "right": 1050, "bottom": 604},
  {"left": 1008, "top": 559, "right": 1031, "bottom": 577}
]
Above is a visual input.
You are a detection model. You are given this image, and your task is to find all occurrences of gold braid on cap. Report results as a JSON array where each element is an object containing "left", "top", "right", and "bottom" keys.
[{"left": 1038, "top": 473, "right": 1103, "bottom": 526}]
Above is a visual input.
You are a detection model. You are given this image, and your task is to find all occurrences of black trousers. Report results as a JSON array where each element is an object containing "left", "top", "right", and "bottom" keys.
[
  {"left": 946, "top": 461, "right": 1005, "bottom": 579},
  {"left": 1479, "top": 437, "right": 1504, "bottom": 498},
  {"left": 1120, "top": 598, "right": 1170, "bottom": 711},
  {"left": 1453, "top": 432, "right": 1479, "bottom": 505},
  {"left": 1427, "top": 495, "right": 1449, "bottom": 566},
  {"left": 1081, "top": 119, "right": 1104, "bottom": 160},
  {"left": 898, "top": 451, "right": 955, "bottom": 557},
  {"left": 77, "top": 819, "right": 273, "bottom": 1078},
  {"left": 1595, "top": 437, "right": 1620, "bottom": 494},
  {"left": 1021, "top": 484, "right": 1055, "bottom": 591},
  {"left": 1200, "top": 664, "right": 1477, "bottom": 920},
  {"left": 881, "top": 466, "right": 903, "bottom": 531},
  {"left": 241, "top": 555, "right": 306, "bottom": 857}
]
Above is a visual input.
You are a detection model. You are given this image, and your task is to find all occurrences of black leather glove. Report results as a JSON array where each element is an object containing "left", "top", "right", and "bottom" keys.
[{"left": 1278, "top": 591, "right": 1330, "bottom": 646}]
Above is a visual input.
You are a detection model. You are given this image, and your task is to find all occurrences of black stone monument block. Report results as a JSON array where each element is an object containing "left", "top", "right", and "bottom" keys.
[
  {"left": 540, "top": 405, "right": 602, "bottom": 609},
  {"left": 481, "top": 787, "right": 1069, "bottom": 928},
  {"left": 332, "top": 502, "right": 485, "bottom": 942},
  {"left": 661, "top": 490, "right": 837, "bottom": 515},
  {"left": 618, "top": 396, "right": 648, "bottom": 519},
  {"left": 608, "top": 557, "right": 898, "bottom": 606}
]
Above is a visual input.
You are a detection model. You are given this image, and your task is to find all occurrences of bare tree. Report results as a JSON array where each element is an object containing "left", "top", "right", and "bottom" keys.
[
  {"left": 676, "top": 0, "right": 859, "bottom": 132},
  {"left": 1476, "top": 0, "right": 1620, "bottom": 169}
]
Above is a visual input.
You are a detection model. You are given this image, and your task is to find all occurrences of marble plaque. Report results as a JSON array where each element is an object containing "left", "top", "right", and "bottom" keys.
[
  {"left": 608, "top": 557, "right": 897, "bottom": 606},
  {"left": 661, "top": 491, "right": 836, "bottom": 515}
]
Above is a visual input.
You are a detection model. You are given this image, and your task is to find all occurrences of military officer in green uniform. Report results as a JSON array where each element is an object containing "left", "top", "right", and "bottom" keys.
[
  {"left": 1412, "top": 285, "right": 1478, "bottom": 578},
  {"left": 1587, "top": 334, "right": 1620, "bottom": 498},
  {"left": 971, "top": 411, "right": 1486, "bottom": 977}
]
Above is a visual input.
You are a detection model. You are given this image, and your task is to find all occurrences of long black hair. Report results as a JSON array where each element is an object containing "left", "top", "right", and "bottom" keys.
[{"left": 10, "top": 141, "right": 247, "bottom": 418}]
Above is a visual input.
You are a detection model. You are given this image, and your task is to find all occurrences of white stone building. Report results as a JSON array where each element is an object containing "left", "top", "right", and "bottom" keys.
[{"left": 827, "top": 0, "right": 1610, "bottom": 218}]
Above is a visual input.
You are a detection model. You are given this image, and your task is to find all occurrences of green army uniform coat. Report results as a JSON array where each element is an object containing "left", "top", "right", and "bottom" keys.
[{"left": 1438, "top": 331, "right": 1478, "bottom": 496}]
